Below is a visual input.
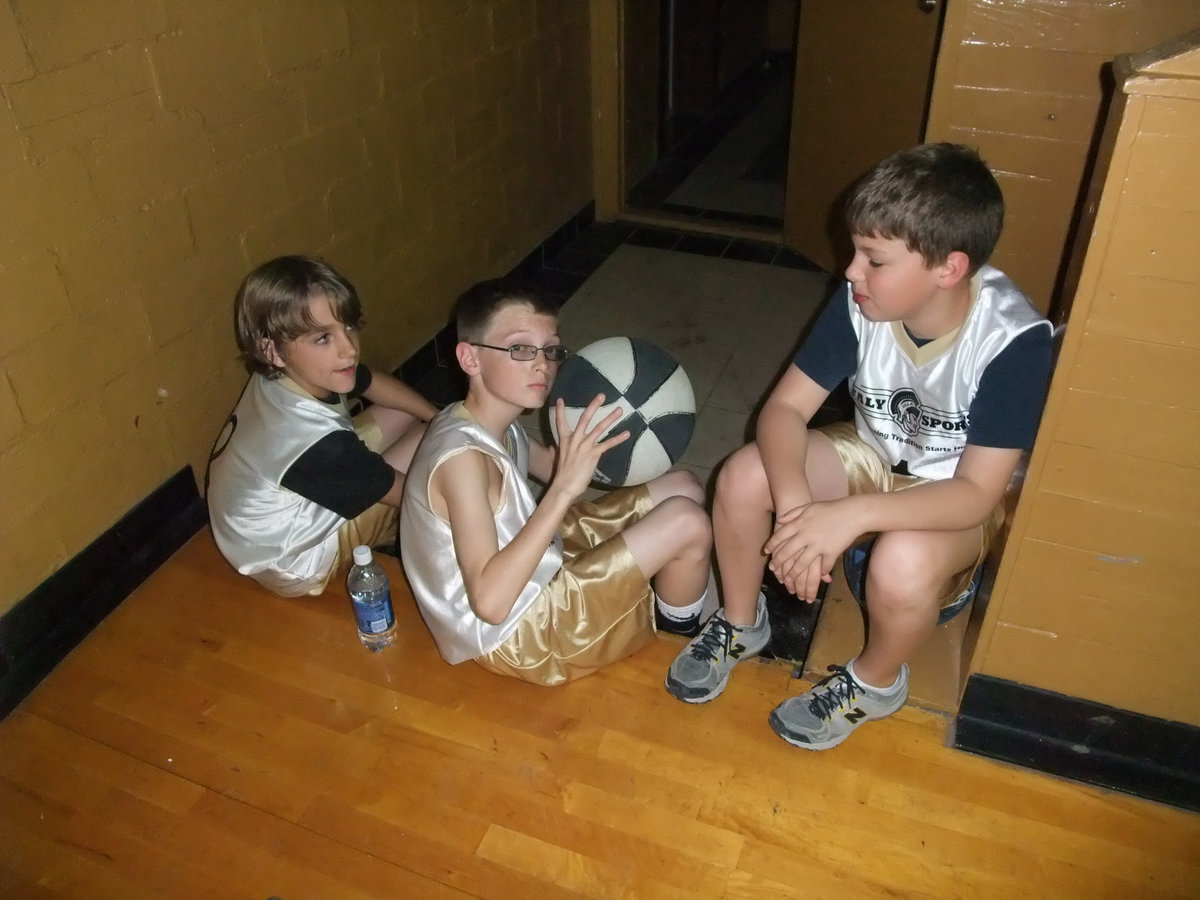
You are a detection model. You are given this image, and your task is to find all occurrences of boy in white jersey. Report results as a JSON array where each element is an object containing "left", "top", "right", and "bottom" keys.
[
  {"left": 207, "top": 256, "right": 438, "bottom": 597},
  {"left": 666, "top": 143, "right": 1053, "bottom": 749},
  {"left": 400, "top": 281, "right": 714, "bottom": 685}
]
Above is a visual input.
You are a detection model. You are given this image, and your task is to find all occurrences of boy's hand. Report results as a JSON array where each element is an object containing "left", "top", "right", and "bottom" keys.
[
  {"left": 551, "top": 395, "right": 629, "bottom": 499},
  {"left": 764, "top": 499, "right": 861, "bottom": 602}
]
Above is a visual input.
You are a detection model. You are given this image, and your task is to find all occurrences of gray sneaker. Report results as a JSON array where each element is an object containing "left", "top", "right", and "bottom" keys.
[
  {"left": 664, "top": 594, "right": 770, "bottom": 703},
  {"left": 768, "top": 661, "right": 908, "bottom": 750}
]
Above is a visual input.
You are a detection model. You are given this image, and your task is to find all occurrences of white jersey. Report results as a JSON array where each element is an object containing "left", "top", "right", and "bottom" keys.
[
  {"left": 848, "top": 264, "right": 1049, "bottom": 480},
  {"left": 207, "top": 374, "right": 350, "bottom": 596},
  {"left": 400, "top": 404, "right": 563, "bottom": 664}
]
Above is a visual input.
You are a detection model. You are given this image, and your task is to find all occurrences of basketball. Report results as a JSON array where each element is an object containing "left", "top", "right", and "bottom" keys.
[{"left": 548, "top": 336, "right": 695, "bottom": 487}]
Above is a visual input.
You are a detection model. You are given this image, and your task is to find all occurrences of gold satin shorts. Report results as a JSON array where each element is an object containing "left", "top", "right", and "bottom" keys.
[
  {"left": 818, "top": 421, "right": 1004, "bottom": 607},
  {"left": 477, "top": 484, "right": 657, "bottom": 686}
]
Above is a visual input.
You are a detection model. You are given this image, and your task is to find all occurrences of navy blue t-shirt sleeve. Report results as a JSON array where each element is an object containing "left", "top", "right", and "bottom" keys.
[
  {"left": 967, "top": 325, "right": 1054, "bottom": 448},
  {"left": 792, "top": 282, "right": 858, "bottom": 390},
  {"left": 281, "top": 430, "right": 396, "bottom": 519}
]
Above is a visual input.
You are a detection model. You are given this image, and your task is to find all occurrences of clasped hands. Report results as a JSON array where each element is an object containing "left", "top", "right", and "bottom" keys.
[{"left": 763, "top": 498, "right": 861, "bottom": 603}]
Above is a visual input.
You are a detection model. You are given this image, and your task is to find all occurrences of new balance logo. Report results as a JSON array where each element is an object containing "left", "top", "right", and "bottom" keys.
[{"left": 843, "top": 707, "right": 868, "bottom": 723}]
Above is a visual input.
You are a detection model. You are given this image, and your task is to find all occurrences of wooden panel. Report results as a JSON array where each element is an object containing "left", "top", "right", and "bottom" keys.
[
  {"left": 1056, "top": 388, "right": 1200, "bottom": 468},
  {"left": 1140, "top": 93, "right": 1200, "bottom": 138},
  {"left": 1089, "top": 271, "right": 1200, "bottom": 347},
  {"left": 953, "top": 45, "right": 1112, "bottom": 100},
  {"left": 1104, "top": 203, "right": 1200, "bottom": 283},
  {"left": 1002, "top": 540, "right": 1195, "bottom": 655},
  {"left": 1037, "top": 441, "right": 1200, "bottom": 523},
  {"left": 982, "top": 624, "right": 1200, "bottom": 724},
  {"left": 958, "top": 0, "right": 1200, "bottom": 54},
  {"left": 944, "top": 86, "right": 1105, "bottom": 141},
  {"left": 1122, "top": 131, "right": 1200, "bottom": 210},
  {"left": 987, "top": 249, "right": 1061, "bottom": 313},
  {"left": 946, "top": 127, "right": 1093, "bottom": 182},
  {"left": 1070, "top": 330, "right": 1200, "bottom": 409},
  {"left": 1024, "top": 491, "right": 1196, "bottom": 572}
]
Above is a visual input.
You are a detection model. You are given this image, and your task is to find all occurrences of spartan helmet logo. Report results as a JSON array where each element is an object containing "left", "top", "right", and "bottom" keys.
[{"left": 888, "top": 389, "right": 922, "bottom": 437}]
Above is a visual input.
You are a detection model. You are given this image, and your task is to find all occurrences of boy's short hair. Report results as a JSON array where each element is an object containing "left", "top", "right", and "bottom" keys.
[
  {"left": 455, "top": 279, "right": 558, "bottom": 343},
  {"left": 845, "top": 142, "right": 1004, "bottom": 275},
  {"left": 234, "top": 255, "right": 363, "bottom": 377}
]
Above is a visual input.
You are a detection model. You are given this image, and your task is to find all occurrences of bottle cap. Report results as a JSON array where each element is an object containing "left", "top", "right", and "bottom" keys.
[{"left": 352, "top": 545, "right": 373, "bottom": 566}]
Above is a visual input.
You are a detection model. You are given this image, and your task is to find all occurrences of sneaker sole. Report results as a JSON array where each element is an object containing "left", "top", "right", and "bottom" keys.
[
  {"left": 767, "top": 709, "right": 853, "bottom": 751},
  {"left": 664, "top": 672, "right": 728, "bottom": 704}
]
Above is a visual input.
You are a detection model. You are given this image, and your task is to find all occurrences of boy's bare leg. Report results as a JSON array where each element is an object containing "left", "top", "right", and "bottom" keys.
[
  {"left": 854, "top": 526, "right": 982, "bottom": 687},
  {"left": 711, "top": 444, "right": 774, "bottom": 626},
  {"left": 623, "top": 471, "right": 711, "bottom": 608},
  {"left": 712, "top": 435, "right": 849, "bottom": 626}
]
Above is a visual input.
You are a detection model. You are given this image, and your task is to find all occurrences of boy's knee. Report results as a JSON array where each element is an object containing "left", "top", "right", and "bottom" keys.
[
  {"left": 650, "top": 468, "right": 704, "bottom": 506},
  {"left": 863, "top": 534, "right": 945, "bottom": 610},
  {"left": 716, "top": 443, "right": 769, "bottom": 503},
  {"left": 660, "top": 495, "right": 712, "bottom": 551}
]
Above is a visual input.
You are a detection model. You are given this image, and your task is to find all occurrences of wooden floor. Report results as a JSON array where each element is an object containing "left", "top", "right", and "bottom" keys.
[{"left": 3, "top": 531, "right": 1198, "bottom": 899}]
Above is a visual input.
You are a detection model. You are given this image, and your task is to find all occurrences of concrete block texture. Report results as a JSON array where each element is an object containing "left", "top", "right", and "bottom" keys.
[{"left": 0, "top": 0, "right": 593, "bottom": 611}]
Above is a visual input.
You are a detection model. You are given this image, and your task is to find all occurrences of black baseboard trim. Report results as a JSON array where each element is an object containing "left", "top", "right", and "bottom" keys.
[
  {"left": 0, "top": 466, "right": 208, "bottom": 719},
  {"left": 954, "top": 674, "right": 1200, "bottom": 813}
]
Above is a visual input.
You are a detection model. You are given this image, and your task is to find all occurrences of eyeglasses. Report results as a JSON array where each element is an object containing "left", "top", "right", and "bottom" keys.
[{"left": 470, "top": 342, "right": 570, "bottom": 362}]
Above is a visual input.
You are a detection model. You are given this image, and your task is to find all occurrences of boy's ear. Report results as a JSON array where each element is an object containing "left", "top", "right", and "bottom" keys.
[
  {"left": 261, "top": 337, "right": 288, "bottom": 372},
  {"left": 456, "top": 341, "right": 481, "bottom": 376},
  {"left": 936, "top": 250, "right": 971, "bottom": 288}
]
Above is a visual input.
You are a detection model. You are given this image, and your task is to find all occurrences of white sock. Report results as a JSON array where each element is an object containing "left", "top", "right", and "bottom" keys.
[
  {"left": 846, "top": 658, "right": 904, "bottom": 694},
  {"left": 655, "top": 590, "right": 705, "bottom": 623}
]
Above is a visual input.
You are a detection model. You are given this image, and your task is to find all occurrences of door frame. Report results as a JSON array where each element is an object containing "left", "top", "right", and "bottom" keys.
[{"left": 590, "top": 0, "right": 624, "bottom": 221}]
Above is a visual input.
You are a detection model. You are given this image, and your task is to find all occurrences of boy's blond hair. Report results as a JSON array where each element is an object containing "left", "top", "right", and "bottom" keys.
[{"left": 234, "top": 255, "right": 363, "bottom": 377}]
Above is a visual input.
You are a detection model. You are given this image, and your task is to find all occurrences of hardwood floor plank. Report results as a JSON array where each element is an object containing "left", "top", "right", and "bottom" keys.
[{"left": 3, "top": 531, "right": 1198, "bottom": 898}]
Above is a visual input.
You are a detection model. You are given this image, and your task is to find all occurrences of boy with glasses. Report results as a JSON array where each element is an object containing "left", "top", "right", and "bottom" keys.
[
  {"left": 665, "top": 143, "right": 1053, "bottom": 749},
  {"left": 401, "top": 280, "right": 714, "bottom": 685}
]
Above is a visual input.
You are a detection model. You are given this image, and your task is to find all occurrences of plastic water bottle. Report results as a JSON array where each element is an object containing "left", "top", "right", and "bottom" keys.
[{"left": 346, "top": 545, "right": 397, "bottom": 651}]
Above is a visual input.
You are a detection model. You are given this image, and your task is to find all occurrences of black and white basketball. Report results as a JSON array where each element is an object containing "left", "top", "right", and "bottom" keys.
[{"left": 548, "top": 336, "right": 695, "bottom": 487}]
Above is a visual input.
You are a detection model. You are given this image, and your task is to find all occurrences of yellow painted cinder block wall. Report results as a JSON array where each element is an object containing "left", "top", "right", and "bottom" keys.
[{"left": 0, "top": 1, "right": 593, "bottom": 614}]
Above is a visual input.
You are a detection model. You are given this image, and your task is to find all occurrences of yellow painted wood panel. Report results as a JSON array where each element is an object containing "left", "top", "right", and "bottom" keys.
[
  {"left": 988, "top": 248, "right": 1062, "bottom": 314},
  {"left": 982, "top": 623, "right": 1200, "bottom": 725},
  {"left": 947, "top": 127, "right": 1093, "bottom": 183},
  {"left": 1123, "top": 131, "right": 1200, "bottom": 211},
  {"left": 1037, "top": 440, "right": 1200, "bottom": 523},
  {"left": 1070, "top": 330, "right": 1200, "bottom": 409},
  {"left": 1090, "top": 271, "right": 1200, "bottom": 348},
  {"left": 999, "top": 208, "right": 1076, "bottom": 260},
  {"left": 952, "top": 44, "right": 1114, "bottom": 100},
  {"left": 1104, "top": 203, "right": 1200, "bottom": 283},
  {"left": 1002, "top": 540, "right": 1195, "bottom": 656},
  {"left": 1024, "top": 491, "right": 1196, "bottom": 572},
  {"left": 1140, "top": 93, "right": 1200, "bottom": 138},
  {"left": 958, "top": 0, "right": 1200, "bottom": 55},
  {"left": 1055, "top": 387, "right": 1200, "bottom": 468},
  {"left": 945, "top": 86, "right": 1104, "bottom": 142}
]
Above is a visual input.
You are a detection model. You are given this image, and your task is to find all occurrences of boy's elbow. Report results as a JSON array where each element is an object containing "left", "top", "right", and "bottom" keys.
[{"left": 468, "top": 593, "right": 509, "bottom": 626}]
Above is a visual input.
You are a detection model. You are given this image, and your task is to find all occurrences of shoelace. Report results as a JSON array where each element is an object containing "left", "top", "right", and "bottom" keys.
[
  {"left": 807, "top": 664, "right": 861, "bottom": 720},
  {"left": 687, "top": 615, "right": 737, "bottom": 662}
]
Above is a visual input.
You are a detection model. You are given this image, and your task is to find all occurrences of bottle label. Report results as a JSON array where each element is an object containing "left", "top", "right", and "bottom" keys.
[{"left": 351, "top": 586, "right": 395, "bottom": 635}]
